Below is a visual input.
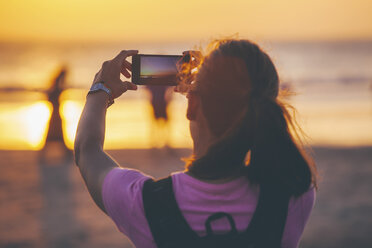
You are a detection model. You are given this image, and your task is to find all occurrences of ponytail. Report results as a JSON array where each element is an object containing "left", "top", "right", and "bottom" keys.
[
  {"left": 246, "top": 97, "right": 313, "bottom": 196},
  {"left": 188, "top": 96, "right": 314, "bottom": 196}
]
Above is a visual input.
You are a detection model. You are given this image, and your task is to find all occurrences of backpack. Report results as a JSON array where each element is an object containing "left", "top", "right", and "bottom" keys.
[{"left": 142, "top": 176, "right": 290, "bottom": 248}]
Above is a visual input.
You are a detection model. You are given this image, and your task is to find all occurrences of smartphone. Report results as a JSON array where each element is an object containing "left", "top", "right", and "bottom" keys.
[{"left": 132, "top": 54, "right": 184, "bottom": 85}]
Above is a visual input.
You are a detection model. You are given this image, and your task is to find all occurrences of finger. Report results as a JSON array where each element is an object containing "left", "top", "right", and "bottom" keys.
[
  {"left": 114, "top": 50, "right": 138, "bottom": 63},
  {"left": 123, "top": 60, "right": 132, "bottom": 71},
  {"left": 123, "top": 81, "right": 138, "bottom": 91},
  {"left": 121, "top": 67, "right": 131, "bottom": 78}
]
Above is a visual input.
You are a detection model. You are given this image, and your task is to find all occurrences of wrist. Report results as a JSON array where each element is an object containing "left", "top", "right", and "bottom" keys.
[
  {"left": 88, "top": 82, "right": 114, "bottom": 107},
  {"left": 86, "top": 91, "right": 111, "bottom": 107}
]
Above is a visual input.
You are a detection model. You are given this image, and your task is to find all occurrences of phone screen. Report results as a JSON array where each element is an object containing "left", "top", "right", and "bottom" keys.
[
  {"left": 132, "top": 54, "right": 183, "bottom": 85},
  {"left": 140, "top": 56, "right": 181, "bottom": 78}
]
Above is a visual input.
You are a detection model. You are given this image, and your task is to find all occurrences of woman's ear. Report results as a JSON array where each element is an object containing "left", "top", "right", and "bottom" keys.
[{"left": 187, "top": 93, "right": 199, "bottom": 121}]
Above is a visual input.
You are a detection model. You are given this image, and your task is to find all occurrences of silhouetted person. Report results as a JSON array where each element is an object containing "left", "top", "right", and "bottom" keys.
[
  {"left": 146, "top": 85, "right": 172, "bottom": 148},
  {"left": 39, "top": 66, "right": 71, "bottom": 164}
]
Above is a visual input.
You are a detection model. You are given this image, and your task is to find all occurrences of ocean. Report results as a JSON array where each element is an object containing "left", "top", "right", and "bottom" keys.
[{"left": 0, "top": 40, "right": 371, "bottom": 149}]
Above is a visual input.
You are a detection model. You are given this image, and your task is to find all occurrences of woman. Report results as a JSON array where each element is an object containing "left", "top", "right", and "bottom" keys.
[{"left": 74, "top": 39, "right": 317, "bottom": 248}]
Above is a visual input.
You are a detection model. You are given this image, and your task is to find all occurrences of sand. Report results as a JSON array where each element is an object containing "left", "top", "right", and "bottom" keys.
[{"left": 0, "top": 146, "right": 371, "bottom": 248}]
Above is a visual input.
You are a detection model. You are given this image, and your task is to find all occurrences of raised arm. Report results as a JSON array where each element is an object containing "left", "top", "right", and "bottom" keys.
[{"left": 74, "top": 50, "right": 138, "bottom": 213}]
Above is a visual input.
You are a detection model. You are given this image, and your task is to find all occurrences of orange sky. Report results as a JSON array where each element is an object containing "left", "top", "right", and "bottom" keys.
[{"left": 0, "top": 0, "right": 372, "bottom": 42}]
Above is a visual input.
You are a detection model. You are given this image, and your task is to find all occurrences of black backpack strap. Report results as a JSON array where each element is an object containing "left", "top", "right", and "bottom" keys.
[
  {"left": 142, "top": 176, "right": 199, "bottom": 248},
  {"left": 242, "top": 184, "right": 291, "bottom": 248}
]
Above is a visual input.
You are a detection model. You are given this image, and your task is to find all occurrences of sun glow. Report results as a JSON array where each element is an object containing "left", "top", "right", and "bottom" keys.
[
  {"left": 0, "top": 101, "right": 51, "bottom": 150},
  {"left": 60, "top": 100, "right": 83, "bottom": 149},
  {"left": 0, "top": 88, "right": 192, "bottom": 150},
  {"left": 25, "top": 102, "right": 52, "bottom": 149}
]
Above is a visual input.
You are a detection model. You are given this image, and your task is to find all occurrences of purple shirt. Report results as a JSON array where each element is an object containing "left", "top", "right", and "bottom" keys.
[{"left": 102, "top": 168, "right": 315, "bottom": 248}]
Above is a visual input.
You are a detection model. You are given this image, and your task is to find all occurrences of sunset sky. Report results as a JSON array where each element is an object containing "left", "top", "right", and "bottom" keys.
[{"left": 0, "top": 0, "right": 372, "bottom": 43}]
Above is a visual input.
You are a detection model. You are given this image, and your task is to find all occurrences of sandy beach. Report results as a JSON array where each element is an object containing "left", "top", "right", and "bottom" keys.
[{"left": 0, "top": 146, "right": 371, "bottom": 248}]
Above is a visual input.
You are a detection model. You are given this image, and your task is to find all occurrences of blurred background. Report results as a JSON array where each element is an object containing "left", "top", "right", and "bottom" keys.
[{"left": 0, "top": 0, "right": 371, "bottom": 247}]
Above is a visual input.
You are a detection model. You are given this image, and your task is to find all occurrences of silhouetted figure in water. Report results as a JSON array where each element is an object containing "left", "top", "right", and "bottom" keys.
[
  {"left": 39, "top": 66, "right": 71, "bottom": 164},
  {"left": 146, "top": 85, "right": 172, "bottom": 148}
]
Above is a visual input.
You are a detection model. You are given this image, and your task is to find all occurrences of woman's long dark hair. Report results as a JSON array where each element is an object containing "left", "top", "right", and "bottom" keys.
[{"left": 184, "top": 39, "right": 317, "bottom": 197}]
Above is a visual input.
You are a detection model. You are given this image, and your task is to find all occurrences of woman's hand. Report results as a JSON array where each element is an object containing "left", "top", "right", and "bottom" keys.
[{"left": 93, "top": 50, "right": 139, "bottom": 99}]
